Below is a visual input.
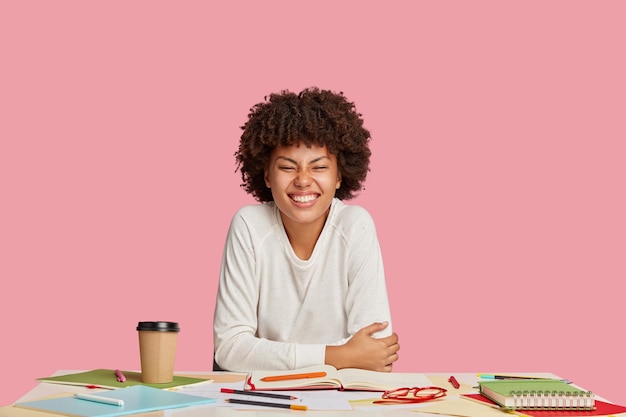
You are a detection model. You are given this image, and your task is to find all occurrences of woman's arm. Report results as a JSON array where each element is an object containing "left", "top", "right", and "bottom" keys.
[{"left": 326, "top": 322, "right": 400, "bottom": 371}]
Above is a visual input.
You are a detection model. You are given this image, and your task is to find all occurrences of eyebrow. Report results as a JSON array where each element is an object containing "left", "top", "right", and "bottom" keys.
[{"left": 275, "top": 155, "right": 330, "bottom": 164}]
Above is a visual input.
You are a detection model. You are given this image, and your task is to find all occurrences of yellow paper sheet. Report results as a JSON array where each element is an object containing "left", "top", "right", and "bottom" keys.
[{"left": 414, "top": 398, "right": 517, "bottom": 417}]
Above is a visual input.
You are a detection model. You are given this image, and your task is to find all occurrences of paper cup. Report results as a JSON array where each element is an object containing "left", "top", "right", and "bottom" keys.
[{"left": 137, "top": 321, "right": 180, "bottom": 383}]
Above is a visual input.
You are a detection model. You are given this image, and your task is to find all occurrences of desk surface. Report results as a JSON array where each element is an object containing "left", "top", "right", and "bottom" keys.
[{"left": 7, "top": 371, "right": 575, "bottom": 417}]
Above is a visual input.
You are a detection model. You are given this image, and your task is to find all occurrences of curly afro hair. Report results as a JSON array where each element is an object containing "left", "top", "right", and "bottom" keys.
[{"left": 235, "top": 87, "right": 372, "bottom": 202}]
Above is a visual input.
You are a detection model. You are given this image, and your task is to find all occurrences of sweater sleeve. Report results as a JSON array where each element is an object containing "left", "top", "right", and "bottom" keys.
[
  {"left": 212, "top": 210, "right": 326, "bottom": 371},
  {"left": 339, "top": 206, "right": 393, "bottom": 341}
]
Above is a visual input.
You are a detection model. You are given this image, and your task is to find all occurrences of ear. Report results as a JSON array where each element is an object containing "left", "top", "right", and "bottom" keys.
[
  {"left": 335, "top": 172, "right": 342, "bottom": 189},
  {"left": 264, "top": 170, "right": 271, "bottom": 188}
]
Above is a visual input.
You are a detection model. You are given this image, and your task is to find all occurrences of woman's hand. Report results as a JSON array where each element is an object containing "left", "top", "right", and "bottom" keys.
[{"left": 325, "top": 322, "right": 400, "bottom": 372}]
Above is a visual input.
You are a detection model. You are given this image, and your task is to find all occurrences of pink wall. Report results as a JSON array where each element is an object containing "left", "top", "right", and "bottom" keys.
[{"left": 2, "top": 0, "right": 625, "bottom": 406}]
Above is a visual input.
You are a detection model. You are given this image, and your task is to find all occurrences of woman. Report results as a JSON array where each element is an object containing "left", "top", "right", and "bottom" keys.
[{"left": 213, "top": 87, "right": 399, "bottom": 372}]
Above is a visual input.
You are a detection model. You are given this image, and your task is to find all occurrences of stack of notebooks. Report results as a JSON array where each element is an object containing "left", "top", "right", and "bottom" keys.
[
  {"left": 477, "top": 379, "right": 595, "bottom": 411},
  {"left": 462, "top": 378, "right": 626, "bottom": 416}
]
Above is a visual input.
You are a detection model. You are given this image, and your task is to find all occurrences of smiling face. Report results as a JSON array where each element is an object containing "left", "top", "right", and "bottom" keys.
[{"left": 264, "top": 142, "right": 341, "bottom": 233}]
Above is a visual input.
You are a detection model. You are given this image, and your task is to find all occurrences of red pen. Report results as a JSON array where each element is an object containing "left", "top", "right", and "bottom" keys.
[{"left": 448, "top": 375, "right": 460, "bottom": 389}]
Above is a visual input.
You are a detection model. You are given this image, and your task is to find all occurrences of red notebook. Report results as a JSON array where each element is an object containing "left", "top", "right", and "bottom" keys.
[{"left": 462, "top": 393, "right": 626, "bottom": 417}]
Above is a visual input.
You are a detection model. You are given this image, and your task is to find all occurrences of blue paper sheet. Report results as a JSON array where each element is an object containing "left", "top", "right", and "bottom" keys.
[{"left": 16, "top": 385, "right": 216, "bottom": 417}]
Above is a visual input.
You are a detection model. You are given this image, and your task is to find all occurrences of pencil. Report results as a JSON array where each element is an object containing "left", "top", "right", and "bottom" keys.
[
  {"left": 478, "top": 374, "right": 571, "bottom": 383},
  {"left": 225, "top": 398, "right": 307, "bottom": 410},
  {"left": 220, "top": 388, "right": 297, "bottom": 400},
  {"left": 478, "top": 373, "right": 548, "bottom": 380},
  {"left": 260, "top": 371, "right": 327, "bottom": 382}
]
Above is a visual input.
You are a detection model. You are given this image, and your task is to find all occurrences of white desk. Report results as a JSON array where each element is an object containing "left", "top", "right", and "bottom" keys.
[{"left": 9, "top": 371, "right": 568, "bottom": 417}]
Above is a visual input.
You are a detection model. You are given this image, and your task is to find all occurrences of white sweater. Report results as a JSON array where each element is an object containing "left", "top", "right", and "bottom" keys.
[{"left": 213, "top": 198, "right": 392, "bottom": 371}]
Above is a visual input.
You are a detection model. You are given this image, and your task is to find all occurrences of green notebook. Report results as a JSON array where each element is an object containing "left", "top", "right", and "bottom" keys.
[
  {"left": 479, "top": 379, "right": 595, "bottom": 410},
  {"left": 37, "top": 369, "right": 211, "bottom": 390},
  {"left": 16, "top": 385, "right": 216, "bottom": 417}
]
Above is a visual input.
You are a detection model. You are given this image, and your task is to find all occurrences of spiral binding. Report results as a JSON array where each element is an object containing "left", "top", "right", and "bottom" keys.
[{"left": 510, "top": 390, "right": 595, "bottom": 410}]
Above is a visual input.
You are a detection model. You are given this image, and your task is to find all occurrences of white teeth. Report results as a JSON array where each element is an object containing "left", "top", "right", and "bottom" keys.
[{"left": 292, "top": 194, "right": 317, "bottom": 203}]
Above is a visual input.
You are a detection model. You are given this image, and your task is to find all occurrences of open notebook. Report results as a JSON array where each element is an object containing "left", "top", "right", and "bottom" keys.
[{"left": 245, "top": 364, "right": 430, "bottom": 391}]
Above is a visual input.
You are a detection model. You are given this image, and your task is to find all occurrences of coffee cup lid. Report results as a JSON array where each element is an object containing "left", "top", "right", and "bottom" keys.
[{"left": 136, "top": 321, "right": 180, "bottom": 332}]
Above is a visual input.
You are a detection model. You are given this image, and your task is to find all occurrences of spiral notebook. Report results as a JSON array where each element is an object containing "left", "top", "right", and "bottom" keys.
[{"left": 478, "top": 379, "right": 595, "bottom": 410}]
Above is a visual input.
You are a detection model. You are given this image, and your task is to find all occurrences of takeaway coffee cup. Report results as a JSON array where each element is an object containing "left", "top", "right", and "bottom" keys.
[{"left": 137, "top": 321, "right": 180, "bottom": 383}]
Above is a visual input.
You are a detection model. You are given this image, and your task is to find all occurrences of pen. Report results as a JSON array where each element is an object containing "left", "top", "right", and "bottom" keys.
[
  {"left": 478, "top": 374, "right": 571, "bottom": 383},
  {"left": 115, "top": 369, "right": 126, "bottom": 383},
  {"left": 221, "top": 388, "right": 297, "bottom": 400},
  {"left": 225, "top": 398, "right": 307, "bottom": 410},
  {"left": 260, "top": 371, "right": 327, "bottom": 382},
  {"left": 448, "top": 375, "right": 460, "bottom": 389},
  {"left": 75, "top": 393, "right": 124, "bottom": 406}
]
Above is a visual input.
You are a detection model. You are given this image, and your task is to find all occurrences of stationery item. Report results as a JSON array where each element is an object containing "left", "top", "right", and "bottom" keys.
[
  {"left": 479, "top": 373, "right": 571, "bottom": 383},
  {"left": 478, "top": 379, "right": 595, "bottom": 410},
  {"left": 261, "top": 371, "right": 327, "bottom": 382},
  {"left": 114, "top": 370, "right": 126, "bottom": 383},
  {"left": 462, "top": 393, "right": 626, "bottom": 417},
  {"left": 418, "top": 397, "right": 526, "bottom": 417},
  {"left": 37, "top": 369, "right": 211, "bottom": 390},
  {"left": 448, "top": 375, "right": 460, "bottom": 389},
  {"left": 246, "top": 364, "right": 431, "bottom": 391},
  {"left": 15, "top": 385, "right": 216, "bottom": 417},
  {"left": 136, "top": 321, "right": 180, "bottom": 383},
  {"left": 75, "top": 393, "right": 124, "bottom": 406},
  {"left": 374, "top": 386, "right": 447, "bottom": 404},
  {"left": 220, "top": 388, "right": 296, "bottom": 400},
  {"left": 225, "top": 398, "right": 307, "bottom": 411}
]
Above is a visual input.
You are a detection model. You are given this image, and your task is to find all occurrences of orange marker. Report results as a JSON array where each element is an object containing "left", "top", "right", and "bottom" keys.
[{"left": 261, "top": 371, "right": 327, "bottom": 382}]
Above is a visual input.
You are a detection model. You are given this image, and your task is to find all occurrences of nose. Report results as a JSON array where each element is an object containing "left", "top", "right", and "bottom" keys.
[{"left": 294, "top": 170, "right": 312, "bottom": 187}]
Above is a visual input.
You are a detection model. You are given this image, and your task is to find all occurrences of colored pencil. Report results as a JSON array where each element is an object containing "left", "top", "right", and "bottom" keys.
[
  {"left": 225, "top": 398, "right": 307, "bottom": 410},
  {"left": 220, "top": 388, "right": 297, "bottom": 400},
  {"left": 478, "top": 374, "right": 571, "bottom": 383}
]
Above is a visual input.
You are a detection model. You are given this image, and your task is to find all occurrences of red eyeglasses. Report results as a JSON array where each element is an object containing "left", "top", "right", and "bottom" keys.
[{"left": 374, "top": 386, "right": 447, "bottom": 404}]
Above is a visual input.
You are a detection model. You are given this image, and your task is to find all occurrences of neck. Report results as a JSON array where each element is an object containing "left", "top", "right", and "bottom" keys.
[{"left": 280, "top": 208, "right": 329, "bottom": 260}]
